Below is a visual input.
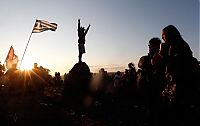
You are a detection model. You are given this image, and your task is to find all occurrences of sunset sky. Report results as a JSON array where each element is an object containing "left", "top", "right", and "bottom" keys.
[{"left": 0, "top": 0, "right": 199, "bottom": 75}]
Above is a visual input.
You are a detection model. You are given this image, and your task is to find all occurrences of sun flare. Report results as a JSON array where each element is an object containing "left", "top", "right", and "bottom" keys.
[{"left": 20, "top": 57, "right": 34, "bottom": 70}]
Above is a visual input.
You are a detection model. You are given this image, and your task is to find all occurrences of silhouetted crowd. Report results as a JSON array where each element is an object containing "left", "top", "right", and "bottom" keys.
[{"left": 0, "top": 25, "right": 200, "bottom": 126}]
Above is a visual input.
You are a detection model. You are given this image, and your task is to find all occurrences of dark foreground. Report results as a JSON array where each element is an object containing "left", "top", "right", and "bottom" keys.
[{"left": 0, "top": 84, "right": 200, "bottom": 126}]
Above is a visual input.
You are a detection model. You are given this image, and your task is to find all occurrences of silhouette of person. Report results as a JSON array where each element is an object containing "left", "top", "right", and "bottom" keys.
[
  {"left": 114, "top": 71, "right": 122, "bottom": 88},
  {"left": 127, "top": 62, "right": 137, "bottom": 89},
  {"left": 137, "top": 37, "right": 167, "bottom": 125},
  {"left": 137, "top": 37, "right": 163, "bottom": 90},
  {"left": 77, "top": 19, "right": 90, "bottom": 63},
  {"left": 162, "top": 25, "right": 199, "bottom": 124},
  {"left": 162, "top": 25, "right": 193, "bottom": 100},
  {"left": 149, "top": 38, "right": 167, "bottom": 87}
]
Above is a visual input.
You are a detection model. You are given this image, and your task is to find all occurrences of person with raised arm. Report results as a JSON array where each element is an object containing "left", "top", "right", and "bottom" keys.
[{"left": 77, "top": 19, "right": 90, "bottom": 63}]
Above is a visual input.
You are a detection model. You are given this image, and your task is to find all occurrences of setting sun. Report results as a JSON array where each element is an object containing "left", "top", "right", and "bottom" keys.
[{"left": 20, "top": 57, "right": 34, "bottom": 70}]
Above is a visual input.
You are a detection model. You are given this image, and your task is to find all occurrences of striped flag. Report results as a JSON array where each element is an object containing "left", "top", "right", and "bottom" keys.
[{"left": 32, "top": 19, "right": 57, "bottom": 33}]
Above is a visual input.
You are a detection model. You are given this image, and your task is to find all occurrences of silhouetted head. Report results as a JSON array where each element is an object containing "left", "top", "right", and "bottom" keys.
[
  {"left": 116, "top": 71, "right": 121, "bottom": 75},
  {"left": 34, "top": 63, "right": 38, "bottom": 68},
  {"left": 99, "top": 68, "right": 105, "bottom": 73},
  {"left": 162, "top": 25, "right": 192, "bottom": 56},
  {"left": 162, "top": 25, "right": 182, "bottom": 45},
  {"left": 128, "top": 62, "right": 135, "bottom": 69},
  {"left": 125, "top": 69, "right": 129, "bottom": 74},
  {"left": 80, "top": 27, "right": 85, "bottom": 32},
  {"left": 148, "top": 37, "right": 161, "bottom": 57},
  {"left": 148, "top": 37, "right": 161, "bottom": 52}
]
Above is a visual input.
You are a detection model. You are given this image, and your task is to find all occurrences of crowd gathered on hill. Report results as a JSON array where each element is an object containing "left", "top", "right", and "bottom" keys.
[{"left": 0, "top": 24, "right": 200, "bottom": 126}]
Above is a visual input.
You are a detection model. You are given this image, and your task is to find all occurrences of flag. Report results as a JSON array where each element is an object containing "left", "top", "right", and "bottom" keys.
[
  {"left": 32, "top": 19, "right": 57, "bottom": 33},
  {"left": 5, "top": 46, "right": 19, "bottom": 69}
]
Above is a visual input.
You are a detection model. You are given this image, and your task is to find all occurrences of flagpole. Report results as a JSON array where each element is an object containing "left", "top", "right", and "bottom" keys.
[{"left": 19, "top": 26, "right": 34, "bottom": 69}]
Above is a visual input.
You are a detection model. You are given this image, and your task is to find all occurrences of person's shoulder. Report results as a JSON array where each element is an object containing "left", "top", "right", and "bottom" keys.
[
  {"left": 138, "top": 55, "right": 151, "bottom": 69},
  {"left": 139, "top": 55, "right": 150, "bottom": 63}
]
